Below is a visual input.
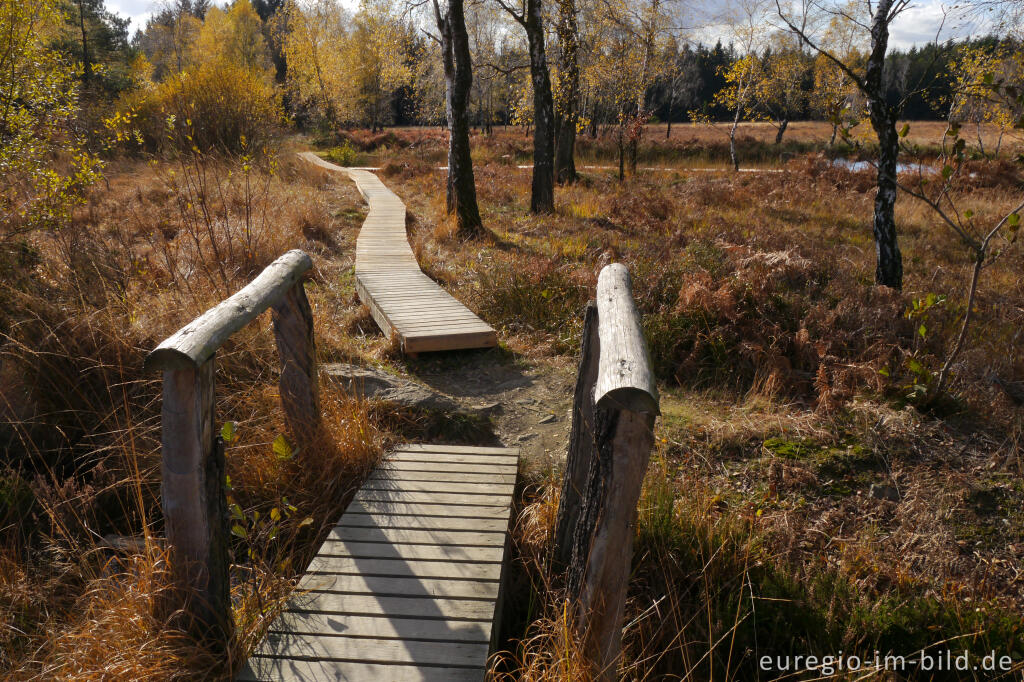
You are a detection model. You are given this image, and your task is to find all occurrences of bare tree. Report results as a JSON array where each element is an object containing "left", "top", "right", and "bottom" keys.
[
  {"left": 495, "top": 0, "right": 556, "bottom": 212},
  {"left": 432, "top": 0, "right": 485, "bottom": 235},
  {"left": 663, "top": 41, "right": 700, "bottom": 139},
  {"left": 776, "top": 0, "right": 912, "bottom": 289}
]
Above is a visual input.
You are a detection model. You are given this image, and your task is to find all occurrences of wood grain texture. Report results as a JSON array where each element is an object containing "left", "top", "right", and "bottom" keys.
[
  {"left": 544, "top": 264, "right": 661, "bottom": 680},
  {"left": 146, "top": 250, "right": 312, "bottom": 371},
  {"left": 160, "top": 361, "right": 231, "bottom": 647},
  {"left": 593, "top": 263, "right": 660, "bottom": 415},
  {"left": 239, "top": 657, "right": 485, "bottom": 682},
  {"left": 272, "top": 280, "right": 320, "bottom": 441},
  {"left": 297, "top": 152, "right": 497, "bottom": 355},
  {"left": 238, "top": 445, "right": 518, "bottom": 681},
  {"left": 553, "top": 301, "right": 599, "bottom": 568}
]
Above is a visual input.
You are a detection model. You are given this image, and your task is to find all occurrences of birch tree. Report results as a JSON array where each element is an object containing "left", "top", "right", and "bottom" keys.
[
  {"left": 715, "top": 0, "right": 770, "bottom": 171},
  {"left": 281, "top": 0, "right": 352, "bottom": 124},
  {"left": 777, "top": 0, "right": 912, "bottom": 289}
]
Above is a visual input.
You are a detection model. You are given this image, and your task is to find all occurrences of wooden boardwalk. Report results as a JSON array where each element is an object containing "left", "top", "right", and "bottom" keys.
[
  {"left": 298, "top": 152, "right": 497, "bottom": 355},
  {"left": 238, "top": 443, "right": 519, "bottom": 681}
]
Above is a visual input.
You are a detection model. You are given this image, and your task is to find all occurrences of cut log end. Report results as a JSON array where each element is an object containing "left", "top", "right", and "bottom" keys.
[{"left": 594, "top": 386, "right": 660, "bottom": 416}]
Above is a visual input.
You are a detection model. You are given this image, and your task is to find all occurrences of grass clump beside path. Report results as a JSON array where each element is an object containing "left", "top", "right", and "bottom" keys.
[{"left": 355, "top": 126, "right": 1024, "bottom": 680}]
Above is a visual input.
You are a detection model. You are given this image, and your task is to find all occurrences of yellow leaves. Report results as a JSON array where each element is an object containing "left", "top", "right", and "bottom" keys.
[
  {"left": 713, "top": 55, "right": 761, "bottom": 113},
  {"left": 282, "top": 0, "right": 412, "bottom": 125},
  {"left": 195, "top": 0, "right": 274, "bottom": 79},
  {"left": 946, "top": 44, "right": 1019, "bottom": 134},
  {"left": 0, "top": 0, "right": 101, "bottom": 234}
]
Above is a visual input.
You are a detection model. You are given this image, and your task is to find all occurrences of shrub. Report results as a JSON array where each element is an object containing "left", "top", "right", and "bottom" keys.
[
  {"left": 324, "top": 141, "right": 359, "bottom": 166},
  {"left": 117, "top": 61, "right": 282, "bottom": 154}
]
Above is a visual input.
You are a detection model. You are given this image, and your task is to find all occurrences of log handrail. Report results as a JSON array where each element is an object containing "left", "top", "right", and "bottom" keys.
[
  {"left": 593, "top": 263, "right": 660, "bottom": 414},
  {"left": 146, "top": 249, "right": 319, "bottom": 649},
  {"left": 553, "top": 263, "right": 660, "bottom": 681},
  {"left": 146, "top": 249, "right": 313, "bottom": 371}
]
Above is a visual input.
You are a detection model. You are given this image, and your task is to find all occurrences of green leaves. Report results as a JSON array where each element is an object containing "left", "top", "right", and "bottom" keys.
[{"left": 899, "top": 123, "right": 910, "bottom": 138}]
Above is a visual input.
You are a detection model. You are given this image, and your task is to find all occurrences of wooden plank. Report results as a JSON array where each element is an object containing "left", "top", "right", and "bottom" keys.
[
  {"left": 240, "top": 656, "right": 485, "bottom": 682},
  {"left": 337, "top": 513, "right": 510, "bottom": 532},
  {"left": 344, "top": 500, "right": 511, "bottom": 518},
  {"left": 353, "top": 490, "right": 510, "bottom": 506},
  {"left": 315, "top": 541, "right": 505, "bottom": 562},
  {"left": 381, "top": 461, "right": 518, "bottom": 475},
  {"left": 326, "top": 526, "right": 507, "bottom": 547},
  {"left": 358, "top": 480, "right": 514, "bottom": 495},
  {"left": 285, "top": 592, "right": 497, "bottom": 621},
  {"left": 266, "top": 611, "right": 493, "bottom": 642},
  {"left": 253, "top": 633, "right": 489, "bottom": 667},
  {"left": 305, "top": 557, "right": 504, "bottom": 580},
  {"left": 394, "top": 444, "right": 518, "bottom": 455},
  {"left": 370, "top": 470, "right": 517, "bottom": 485},
  {"left": 297, "top": 573, "right": 500, "bottom": 600},
  {"left": 386, "top": 454, "right": 518, "bottom": 466},
  {"left": 319, "top": 157, "right": 498, "bottom": 356}
]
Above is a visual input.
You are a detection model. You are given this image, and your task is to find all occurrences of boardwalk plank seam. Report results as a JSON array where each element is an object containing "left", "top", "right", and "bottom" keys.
[{"left": 238, "top": 444, "right": 518, "bottom": 681}]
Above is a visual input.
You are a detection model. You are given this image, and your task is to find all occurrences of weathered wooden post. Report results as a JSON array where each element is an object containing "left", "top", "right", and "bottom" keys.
[
  {"left": 553, "top": 263, "right": 660, "bottom": 681},
  {"left": 272, "top": 281, "right": 320, "bottom": 441},
  {"left": 553, "top": 300, "right": 599, "bottom": 568},
  {"left": 158, "top": 358, "right": 229, "bottom": 645},
  {"left": 145, "top": 249, "right": 315, "bottom": 646}
]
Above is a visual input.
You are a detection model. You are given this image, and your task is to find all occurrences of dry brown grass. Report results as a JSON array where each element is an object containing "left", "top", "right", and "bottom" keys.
[
  {"left": 0, "top": 142, "right": 393, "bottom": 679},
  {"left": 361, "top": 127, "right": 1024, "bottom": 679}
]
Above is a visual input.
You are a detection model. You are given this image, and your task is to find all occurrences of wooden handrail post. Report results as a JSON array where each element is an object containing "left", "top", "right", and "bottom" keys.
[
  {"left": 272, "top": 281, "right": 320, "bottom": 443},
  {"left": 553, "top": 300, "right": 599, "bottom": 568},
  {"left": 147, "top": 250, "right": 314, "bottom": 648},
  {"left": 554, "top": 263, "right": 660, "bottom": 681},
  {"left": 160, "top": 360, "right": 232, "bottom": 647}
]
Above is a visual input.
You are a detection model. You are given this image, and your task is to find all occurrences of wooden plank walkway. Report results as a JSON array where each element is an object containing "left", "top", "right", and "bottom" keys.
[
  {"left": 298, "top": 152, "right": 498, "bottom": 355},
  {"left": 238, "top": 443, "right": 519, "bottom": 682}
]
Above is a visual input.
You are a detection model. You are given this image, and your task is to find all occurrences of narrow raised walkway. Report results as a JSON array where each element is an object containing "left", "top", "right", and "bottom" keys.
[
  {"left": 299, "top": 152, "right": 498, "bottom": 355},
  {"left": 239, "top": 443, "right": 518, "bottom": 681}
]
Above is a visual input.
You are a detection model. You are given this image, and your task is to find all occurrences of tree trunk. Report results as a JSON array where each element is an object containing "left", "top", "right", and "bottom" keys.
[
  {"left": 665, "top": 85, "right": 676, "bottom": 139},
  {"left": 729, "top": 106, "right": 740, "bottom": 172},
  {"left": 525, "top": 0, "right": 555, "bottom": 213},
  {"left": 865, "top": 0, "right": 903, "bottom": 290},
  {"left": 554, "top": 0, "right": 579, "bottom": 184},
  {"left": 775, "top": 118, "right": 788, "bottom": 145},
  {"left": 435, "top": 0, "right": 483, "bottom": 237},
  {"left": 829, "top": 122, "right": 838, "bottom": 148},
  {"left": 617, "top": 129, "right": 625, "bottom": 182}
]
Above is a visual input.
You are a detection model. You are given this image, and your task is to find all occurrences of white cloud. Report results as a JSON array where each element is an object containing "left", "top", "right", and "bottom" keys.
[
  {"left": 888, "top": 0, "right": 979, "bottom": 49},
  {"left": 107, "top": 0, "right": 157, "bottom": 34}
]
